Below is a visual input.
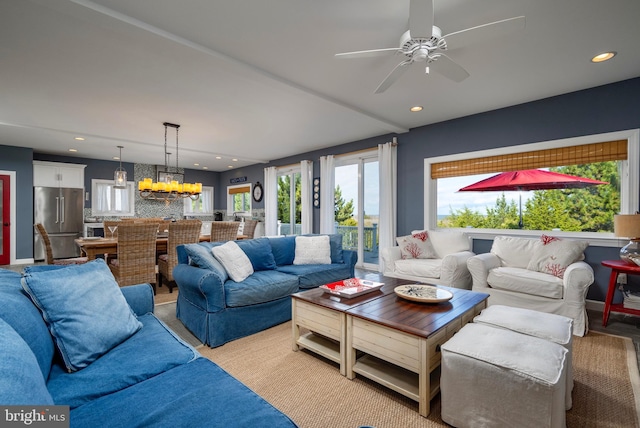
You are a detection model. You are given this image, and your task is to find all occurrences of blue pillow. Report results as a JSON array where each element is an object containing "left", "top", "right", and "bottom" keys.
[
  {"left": 328, "top": 234, "right": 344, "bottom": 264},
  {"left": 183, "top": 243, "right": 229, "bottom": 282},
  {"left": 236, "top": 238, "right": 277, "bottom": 271},
  {"left": 0, "top": 317, "right": 54, "bottom": 404},
  {"left": 268, "top": 236, "right": 296, "bottom": 266},
  {"left": 0, "top": 269, "right": 56, "bottom": 381},
  {"left": 21, "top": 259, "right": 143, "bottom": 372}
]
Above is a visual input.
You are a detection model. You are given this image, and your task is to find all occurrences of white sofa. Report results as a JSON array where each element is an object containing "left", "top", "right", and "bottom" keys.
[
  {"left": 466, "top": 235, "right": 594, "bottom": 336},
  {"left": 380, "top": 230, "right": 474, "bottom": 289}
]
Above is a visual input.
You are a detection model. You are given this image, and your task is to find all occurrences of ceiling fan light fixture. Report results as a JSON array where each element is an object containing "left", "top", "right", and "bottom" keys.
[
  {"left": 410, "top": 106, "right": 423, "bottom": 112},
  {"left": 591, "top": 52, "right": 616, "bottom": 63}
]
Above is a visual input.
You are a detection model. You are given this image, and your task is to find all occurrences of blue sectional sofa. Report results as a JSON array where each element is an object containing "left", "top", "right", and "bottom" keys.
[
  {"left": 0, "top": 261, "right": 297, "bottom": 428},
  {"left": 173, "top": 235, "right": 357, "bottom": 347}
]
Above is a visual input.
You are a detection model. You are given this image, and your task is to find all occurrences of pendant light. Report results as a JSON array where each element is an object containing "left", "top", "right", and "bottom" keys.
[
  {"left": 138, "top": 122, "right": 202, "bottom": 204},
  {"left": 114, "top": 145, "right": 127, "bottom": 188}
]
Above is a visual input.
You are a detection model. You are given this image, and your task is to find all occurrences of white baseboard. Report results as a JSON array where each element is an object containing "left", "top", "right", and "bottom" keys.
[{"left": 10, "top": 258, "right": 35, "bottom": 265}]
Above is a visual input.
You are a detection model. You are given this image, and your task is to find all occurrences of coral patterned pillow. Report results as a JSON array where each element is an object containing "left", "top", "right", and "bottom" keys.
[
  {"left": 396, "top": 231, "right": 437, "bottom": 259},
  {"left": 526, "top": 235, "right": 589, "bottom": 279}
]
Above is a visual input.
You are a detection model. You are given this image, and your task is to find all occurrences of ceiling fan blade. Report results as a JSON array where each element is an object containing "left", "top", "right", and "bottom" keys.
[
  {"left": 443, "top": 16, "right": 526, "bottom": 50},
  {"left": 335, "top": 47, "right": 399, "bottom": 59},
  {"left": 409, "top": 0, "right": 434, "bottom": 39},
  {"left": 429, "top": 54, "right": 470, "bottom": 82},
  {"left": 375, "top": 60, "right": 412, "bottom": 94}
]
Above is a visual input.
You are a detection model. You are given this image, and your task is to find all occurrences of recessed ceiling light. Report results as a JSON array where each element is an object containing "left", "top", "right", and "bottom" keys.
[
  {"left": 74, "top": 137, "right": 85, "bottom": 141},
  {"left": 68, "top": 148, "right": 78, "bottom": 152},
  {"left": 203, "top": 166, "right": 208, "bottom": 170},
  {"left": 410, "top": 106, "right": 423, "bottom": 112},
  {"left": 112, "top": 156, "right": 120, "bottom": 160},
  {"left": 232, "top": 158, "right": 238, "bottom": 162},
  {"left": 591, "top": 52, "right": 616, "bottom": 63},
  {"left": 228, "top": 165, "right": 233, "bottom": 168},
  {"left": 194, "top": 163, "right": 199, "bottom": 166},
  {"left": 215, "top": 156, "right": 222, "bottom": 160}
]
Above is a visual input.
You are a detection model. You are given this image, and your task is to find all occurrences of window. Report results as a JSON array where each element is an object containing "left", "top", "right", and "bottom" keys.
[
  {"left": 184, "top": 186, "right": 213, "bottom": 216},
  {"left": 277, "top": 167, "right": 301, "bottom": 236},
  {"left": 424, "top": 129, "right": 639, "bottom": 242},
  {"left": 335, "top": 151, "right": 380, "bottom": 268},
  {"left": 227, "top": 184, "right": 251, "bottom": 216},
  {"left": 91, "top": 179, "right": 135, "bottom": 216}
]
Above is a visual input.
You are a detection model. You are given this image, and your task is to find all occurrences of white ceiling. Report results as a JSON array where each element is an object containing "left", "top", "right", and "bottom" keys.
[{"left": 2, "top": 0, "right": 639, "bottom": 172}]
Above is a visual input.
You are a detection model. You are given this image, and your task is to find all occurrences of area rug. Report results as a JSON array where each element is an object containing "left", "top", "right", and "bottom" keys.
[
  {"left": 199, "top": 322, "right": 640, "bottom": 428},
  {"left": 153, "top": 285, "right": 178, "bottom": 305}
]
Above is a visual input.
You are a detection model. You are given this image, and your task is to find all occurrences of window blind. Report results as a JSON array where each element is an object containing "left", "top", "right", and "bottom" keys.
[{"left": 431, "top": 140, "right": 627, "bottom": 179}]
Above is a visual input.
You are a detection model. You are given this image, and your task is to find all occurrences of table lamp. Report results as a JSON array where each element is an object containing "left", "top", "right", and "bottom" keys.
[{"left": 614, "top": 214, "right": 640, "bottom": 263}]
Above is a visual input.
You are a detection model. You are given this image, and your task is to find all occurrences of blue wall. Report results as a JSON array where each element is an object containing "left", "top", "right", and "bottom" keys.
[
  {"left": 0, "top": 145, "right": 34, "bottom": 260},
  {"left": 2, "top": 77, "right": 640, "bottom": 303},
  {"left": 220, "top": 77, "right": 640, "bottom": 302}
]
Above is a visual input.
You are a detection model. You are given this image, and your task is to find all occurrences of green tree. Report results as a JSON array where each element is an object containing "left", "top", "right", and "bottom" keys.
[
  {"left": 484, "top": 194, "right": 520, "bottom": 229},
  {"left": 439, "top": 161, "right": 619, "bottom": 232},
  {"left": 277, "top": 174, "right": 301, "bottom": 224},
  {"left": 440, "top": 206, "right": 485, "bottom": 228},
  {"left": 334, "top": 185, "right": 355, "bottom": 225}
]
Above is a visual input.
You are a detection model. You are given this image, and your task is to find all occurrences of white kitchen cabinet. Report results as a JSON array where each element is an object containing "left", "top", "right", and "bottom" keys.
[{"left": 33, "top": 161, "right": 86, "bottom": 188}]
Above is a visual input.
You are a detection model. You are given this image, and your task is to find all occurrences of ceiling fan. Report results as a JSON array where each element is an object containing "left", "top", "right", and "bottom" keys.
[{"left": 335, "top": 0, "right": 525, "bottom": 94}]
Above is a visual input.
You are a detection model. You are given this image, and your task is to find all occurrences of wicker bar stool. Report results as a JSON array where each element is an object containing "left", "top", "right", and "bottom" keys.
[
  {"left": 158, "top": 220, "right": 202, "bottom": 293},
  {"left": 242, "top": 219, "right": 258, "bottom": 239},
  {"left": 108, "top": 223, "right": 158, "bottom": 292},
  {"left": 210, "top": 221, "right": 240, "bottom": 242},
  {"left": 35, "top": 224, "right": 88, "bottom": 265}
]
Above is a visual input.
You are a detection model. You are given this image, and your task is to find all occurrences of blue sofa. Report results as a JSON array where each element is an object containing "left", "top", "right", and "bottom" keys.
[
  {"left": 173, "top": 235, "right": 357, "bottom": 347},
  {"left": 0, "top": 262, "right": 297, "bottom": 428}
]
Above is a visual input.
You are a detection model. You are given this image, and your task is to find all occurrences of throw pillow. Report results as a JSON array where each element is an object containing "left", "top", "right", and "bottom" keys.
[
  {"left": 328, "top": 234, "right": 344, "bottom": 264},
  {"left": 294, "top": 235, "right": 331, "bottom": 265},
  {"left": 183, "top": 243, "right": 229, "bottom": 282},
  {"left": 268, "top": 236, "right": 296, "bottom": 266},
  {"left": 21, "top": 259, "right": 143, "bottom": 372},
  {"left": 236, "top": 238, "right": 277, "bottom": 271},
  {"left": 526, "top": 235, "right": 589, "bottom": 279},
  {"left": 212, "top": 241, "right": 254, "bottom": 282},
  {"left": 0, "top": 317, "right": 54, "bottom": 405},
  {"left": 396, "top": 231, "right": 437, "bottom": 259}
]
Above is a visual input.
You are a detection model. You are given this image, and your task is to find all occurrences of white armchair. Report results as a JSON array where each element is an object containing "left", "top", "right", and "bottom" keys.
[
  {"left": 380, "top": 230, "right": 474, "bottom": 289},
  {"left": 467, "top": 235, "right": 594, "bottom": 336}
]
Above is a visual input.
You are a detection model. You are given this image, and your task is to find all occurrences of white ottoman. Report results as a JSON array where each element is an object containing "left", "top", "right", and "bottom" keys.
[
  {"left": 441, "top": 323, "right": 568, "bottom": 428},
  {"left": 473, "top": 305, "right": 574, "bottom": 410}
]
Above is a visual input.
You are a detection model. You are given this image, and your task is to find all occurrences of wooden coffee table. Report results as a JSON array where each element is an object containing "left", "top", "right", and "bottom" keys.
[
  {"left": 291, "top": 274, "right": 412, "bottom": 375},
  {"left": 345, "top": 287, "right": 489, "bottom": 417}
]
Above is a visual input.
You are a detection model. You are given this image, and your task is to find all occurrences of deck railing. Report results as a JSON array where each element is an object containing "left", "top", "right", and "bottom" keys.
[{"left": 277, "top": 223, "right": 378, "bottom": 257}]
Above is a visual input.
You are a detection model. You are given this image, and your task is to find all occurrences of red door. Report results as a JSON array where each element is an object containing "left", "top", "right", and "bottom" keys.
[{"left": 0, "top": 175, "right": 10, "bottom": 265}]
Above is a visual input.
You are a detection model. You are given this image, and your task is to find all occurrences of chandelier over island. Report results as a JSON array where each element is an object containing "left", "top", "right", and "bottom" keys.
[{"left": 138, "top": 122, "right": 202, "bottom": 205}]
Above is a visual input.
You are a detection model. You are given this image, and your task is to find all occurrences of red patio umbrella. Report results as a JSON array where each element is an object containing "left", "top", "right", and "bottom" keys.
[{"left": 458, "top": 169, "right": 608, "bottom": 228}]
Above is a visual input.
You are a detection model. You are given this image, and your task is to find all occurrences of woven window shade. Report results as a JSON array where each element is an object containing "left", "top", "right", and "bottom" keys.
[
  {"left": 228, "top": 185, "right": 250, "bottom": 195},
  {"left": 431, "top": 140, "right": 627, "bottom": 179}
]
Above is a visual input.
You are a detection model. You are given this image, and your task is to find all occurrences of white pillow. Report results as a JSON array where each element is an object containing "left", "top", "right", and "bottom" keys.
[
  {"left": 526, "top": 235, "right": 589, "bottom": 279},
  {"left": 294, "top": 235, "right": 331, "bottom": 265},
  {"left": 396, "top": 231, "right": 437, "bottom": 259},
  {"left": 212, "top": 241, "right": 254, "bottom": 282}
]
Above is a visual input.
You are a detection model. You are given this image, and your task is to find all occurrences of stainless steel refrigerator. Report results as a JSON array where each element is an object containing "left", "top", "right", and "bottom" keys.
[{"left": 34, "top": 187, "right": 84, "bottom": 260}]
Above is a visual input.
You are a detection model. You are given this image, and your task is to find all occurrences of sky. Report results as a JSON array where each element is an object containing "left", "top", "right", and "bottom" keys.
[
  {"left": 334, "top": 163, "right": 379, "bottom": 216},
  {"left": 334, "top": 166, "right": 530, "bottom": 218},
  {"left": 438, "top": 174, "right": 532, "bottom": 216}
]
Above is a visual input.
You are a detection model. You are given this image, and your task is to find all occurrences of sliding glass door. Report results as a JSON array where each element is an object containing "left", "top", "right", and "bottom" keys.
[
  {"left": 334, "top": 152, "right": 379, "bottom": 269},
  {"left": 277, "top": 167, "right": 302, "bottom": 236}
]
